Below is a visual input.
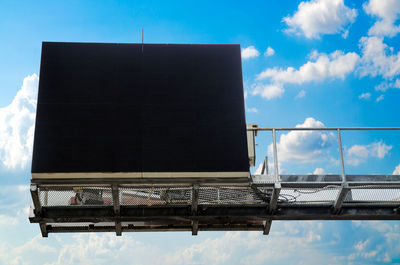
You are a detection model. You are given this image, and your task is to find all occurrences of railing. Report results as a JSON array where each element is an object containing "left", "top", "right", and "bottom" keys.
[
  {"left": 30, "top": 127, "right": 400, "bottom": 237},
  {"left": 249, "top": 127, "right": 400, "bottom": 233}
]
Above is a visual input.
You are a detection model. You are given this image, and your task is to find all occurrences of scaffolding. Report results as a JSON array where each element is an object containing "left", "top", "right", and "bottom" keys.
[{"left": 29, "top": 127, "right": 400, "bottom": 237}]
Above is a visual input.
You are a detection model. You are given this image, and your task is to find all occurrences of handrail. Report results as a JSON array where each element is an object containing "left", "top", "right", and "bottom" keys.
[{"left": 248, "top": 127, "right": 400, "bottom": 131}]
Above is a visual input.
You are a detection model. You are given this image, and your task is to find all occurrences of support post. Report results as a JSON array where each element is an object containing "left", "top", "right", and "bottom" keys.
[
  {"left": 261, "top": 156, "right": 269, "bottom": 175},
  {"left": 266, "top": 129, "right": 281, "bottom": 232},
  {"left": 191, "top": 185, "right": 199, "bottom": 235},
  {"left": 272, "top": 129, "right": 279, "bottom": 183},
  {"left": 30, "top": 184, "right": 42, "bottom": 216},
  {"left": 269, "top": 129, "right": 281, "bottom": 213},
  {"left": 39, "top": 223, "right": 48, "bottom": 237},
  {"left": 112, "top": 184, "right": 122, "bottom": 236},
  {"left": 269, "top": 182, "right": 281, "bottom": 213},
  {"left": 263, "top": 220, "right": 272, "bottom": 235},
  {"left": 333, "top": 129, "right": 348, "bottom": 214}
]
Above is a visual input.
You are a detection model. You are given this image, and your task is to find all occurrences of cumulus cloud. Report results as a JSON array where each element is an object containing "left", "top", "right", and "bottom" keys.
[
  {"left": 363, "top": 0, "right": 400, "bottom": 37},
  {"left": 268, "top": 117, "right": 336, "bottom": 163},
  {"left": 358, "top": 36, "right": 400, "bottom": 80},
  {"left": 253, "top": 50, "right": 359, "bottom": 99},
  {"left": 393, "top": 164, "right": 400, "bottom": 174},
  {"left": 0, "top": 74, "right": 38, "bottom": 170},
  {"left": 375, "top": 79, "right": 400, "bottom": 92},
  {"left": 257, "top": 50, "right": 359, "bottom": 83},
  {"left": 241, "top": 46, "right": 260, "bottom": 59},
  {"left": 284, "top": 0, "right": 357, "bottom": 39},
  {"left": 264, "top": 46, "right": 275, "bottom": 57},
  {"left": 251, "top": 83, "right": 284, "bottom": 100},
  {"left": 358, "top": 92, "right": 371, "bottom": 99},
  {"left": 347, "top": 141, "right": 392, "bottom": 166}
]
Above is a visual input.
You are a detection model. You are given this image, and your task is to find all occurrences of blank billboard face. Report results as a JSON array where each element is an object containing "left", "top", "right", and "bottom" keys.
[{"left": 32, "top": 42, "right": 249, "bottom": 178}]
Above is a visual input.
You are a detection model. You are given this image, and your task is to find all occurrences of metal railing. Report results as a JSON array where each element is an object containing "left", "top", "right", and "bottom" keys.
[
  {"left": 29, "top": 127, "right": 400, "bottom": 236},
  {"left": 250, "top": 127, "right": 400, "bottom": 231}
]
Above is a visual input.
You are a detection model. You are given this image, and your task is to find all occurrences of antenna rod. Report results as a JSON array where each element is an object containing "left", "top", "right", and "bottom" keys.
[{"left": 142, "top": 28, "right": 144, "bottom": 44}]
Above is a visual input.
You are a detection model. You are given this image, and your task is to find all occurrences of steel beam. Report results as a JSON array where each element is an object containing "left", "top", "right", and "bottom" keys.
[
  {"left": 112, "top": 184, "right": 121, "bottom": 236},
  {"left": 30, "top": 184, "right": 42, "bottom": 216},
  {"left": 263, "top": 220, "right": 272, "bottom": 235},
  {"left": 269, "top": 183, "right": 281, "bottom": 213},
  {"left": 39, "top": 223, "right": 48, "bottom": 237},
  {"left": 191, "top": 185, "right": 199, "bottom": 235}
]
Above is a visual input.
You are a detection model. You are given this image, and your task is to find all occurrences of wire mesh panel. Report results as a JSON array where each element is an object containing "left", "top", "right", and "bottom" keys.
[
  {"left": 199, "top": 186, "right": 266, "bottom": 205},
  {"left": 39, "top": 186, "right": 113, "bottom": 207},
  {"left": 279, "top": 185, "right": 341, "bottom": 204},
  {"left": 346, "top": 186, "right": 400, "bottom": 203},
  {"left": 119, "top": 186, "right": 192, "bottom": 206}
]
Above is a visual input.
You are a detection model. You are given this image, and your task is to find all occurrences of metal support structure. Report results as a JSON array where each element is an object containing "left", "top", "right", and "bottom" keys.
[
  {"left": 263, "top": 220, "right": 272, "bottom": 235},
  {"left": 30, "top": 184, "right": 42, "bottom": 216},
  {"left": 39, "top": 223, "right": 48, "bottom": 237},
  {"left": 269, "top": 129, "right": 281, "bottom": 213},
  {"left": 28, "top": 127, "right": 400, "bottom": 236},
  {"left": 191, "top": 185, "right": 199, "bottom": 235},
  {"left": 261, "top": 156, "right": 269, "bottom": 175},
  {"left": 112, "top": 184, "right": 121, "bottom": 236},
  {"left": 333, "top": 129, "right": 349, "bottom": 213}
]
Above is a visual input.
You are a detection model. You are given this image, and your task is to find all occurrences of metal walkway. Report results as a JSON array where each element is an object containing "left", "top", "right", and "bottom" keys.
[{"left": 29, "top": 127, "right": 400, "bottom": 236}]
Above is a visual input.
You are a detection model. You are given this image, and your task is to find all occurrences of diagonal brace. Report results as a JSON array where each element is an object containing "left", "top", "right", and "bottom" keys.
[
  {"left": 333, "top": 183, "right": 349, "bottom": 214},
  {"left": 269, "top": 182, "right": 281, "bottom": 214}
]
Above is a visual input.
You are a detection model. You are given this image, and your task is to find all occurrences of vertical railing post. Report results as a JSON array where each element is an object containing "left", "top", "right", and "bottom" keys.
[
  {"left": 333, "top": 129, "right": 349, "bottom": 213},
  {"left": 337, "top": 129, "right": 346, "bottom": 182},
  {"left": 272, "top": 129, "right": 279, "bottom": 183},
  {"left": 267, "top": 129, "right": 281, "bottom": 223}
]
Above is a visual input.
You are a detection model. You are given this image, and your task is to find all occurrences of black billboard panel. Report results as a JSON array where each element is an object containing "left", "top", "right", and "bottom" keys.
[{"left": 32, "top": 42, "right": 248, "bottom": 178}]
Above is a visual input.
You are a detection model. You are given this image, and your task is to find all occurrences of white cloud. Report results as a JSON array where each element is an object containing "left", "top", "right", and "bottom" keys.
[
  {"left": 241, "top": 46, "right": 260, "bottom": 59},
  {"left": 347, "top": 141, "right": 392, "bottom": 166},
  {"left": 354, "top": 239, "right": 369, "bottom": 251},
  {"left": 251, "top": 83, "right": 284, "bottom": 100},
  {"left": 313, "top": 168, "right": 325, "bottom": 175},
  {"left": 0, "top": 74, "right": 38, "bottom": 170},
  {"left": 393, "top": 164, "right": 400, "bottom": 174},
  {"left": 358, "top": 36, "right": 400, "bottom": 80},
  {"left": 364, "top": 0, "right": 400, "bottom": 37},
  {"left": 284, "top": 0, "right": 357, "bottom": 39},
  {"left": 253, "top": 50, "right": 359, "bottom": 99},
  {"left": 268, "top": 117, "right": 336, "bottom": 163},
  {"left": 358, "top": 92, "right": 371, "bottom": 99},
  {"left": 376, "top": 94, "right": 384, "bottom": 102},
  {"left": 375, "top": 79, "right": 400, "bottom": 92},
  {"left": 296, "top": 89, "right": 306, "bottom": 99},
  {"left": 14, "top": 234, "right": 57, "bottom": 255},
  {"left": 247, "top": 107, "right": 258, "bottom": 113},
  {"left": 0, "top": 214, "right": 19, "bottom": 226},
  {"left": 257, "top": 50, "right": 359, "bottom": 83},
  {"left": 264, "top": 46, "right": 275, "bottom": 56},
  {"left": 1, "top": 222, "right": 328, "bottom": 265}
]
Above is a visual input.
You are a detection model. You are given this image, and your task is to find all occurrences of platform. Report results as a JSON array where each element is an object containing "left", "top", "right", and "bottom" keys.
[{"left": 29, "top": 174, "right": 400, "bottom": 237}]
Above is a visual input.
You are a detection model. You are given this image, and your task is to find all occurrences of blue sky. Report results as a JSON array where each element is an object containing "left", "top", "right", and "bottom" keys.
[{"left": 1, "top": 0, "right": 400, "bottom": 264}]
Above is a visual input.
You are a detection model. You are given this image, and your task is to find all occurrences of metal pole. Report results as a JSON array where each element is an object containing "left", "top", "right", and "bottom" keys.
[
  {"left": 268, "top": 129, "right": 281, "bottom": 217},
  {"left": 337, "top": 129, "right": 346, "bottom": 181},
  {"left": 333, "top": 129, "right": 349, "bottom": 213},
  {"left": 250, "top": 127, "right": 400, "bottom": 131},
  {"left": 272, "top": 129, "right": 279, "bottom": 182}
]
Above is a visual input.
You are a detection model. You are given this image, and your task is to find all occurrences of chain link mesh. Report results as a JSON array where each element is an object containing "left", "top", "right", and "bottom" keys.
[{"left": 39, "top": 186, "right": 113, "bottom": 207}]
